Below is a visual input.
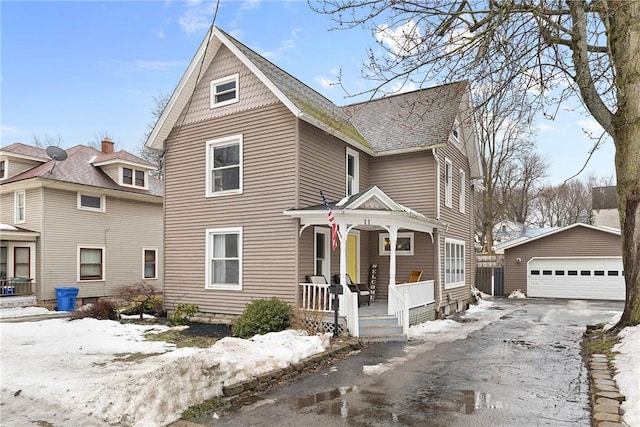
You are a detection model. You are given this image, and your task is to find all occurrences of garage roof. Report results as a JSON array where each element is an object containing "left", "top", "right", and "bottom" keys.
[{"left": 499, "top": 223, "right": 620, "bottom": 251}]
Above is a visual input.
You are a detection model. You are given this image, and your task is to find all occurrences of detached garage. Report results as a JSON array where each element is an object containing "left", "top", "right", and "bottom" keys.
[{"left": 503, "top": 223, "right": 624, "bottom": 301}]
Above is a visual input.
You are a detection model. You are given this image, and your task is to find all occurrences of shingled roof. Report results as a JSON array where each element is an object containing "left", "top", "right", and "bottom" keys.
[
  {"left": 1, "top": 144, "right": 163, "bottom": 197},
  {"left": 146, "top": 26, "right": 471, "bottom": 158}
]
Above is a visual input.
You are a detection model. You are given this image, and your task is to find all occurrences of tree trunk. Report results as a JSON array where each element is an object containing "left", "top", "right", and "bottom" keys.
[{"left": 610, "top": 2, "right": 640, "bottom": 327}]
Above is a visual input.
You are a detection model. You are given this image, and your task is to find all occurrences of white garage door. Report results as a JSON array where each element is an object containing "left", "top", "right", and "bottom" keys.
[{"left": 527, "top": 257, "right": 625, "bottom": 300}]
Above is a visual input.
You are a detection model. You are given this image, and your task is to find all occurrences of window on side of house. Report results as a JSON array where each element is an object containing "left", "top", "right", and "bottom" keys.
[
  {"left": 444, "top": 238, "right": 465, "bottom": 288},
  {"left": 15, "top": 190, "right": 25, "bottom": 223},
  {"left": 452, "top": 118, "right": 460, "bottom": 141},
  {"left": 0, "top": 160, "right": 6, "bottom": 179},
  {"left": 459, "top": 169, "right": 466, "bottom": 213},
  {"left": 444, "top": 159, "right": 453, "bottom": 208},
  {"left": 346, "top": 148, "right": 359, "bottom": 197},
  {"left": 78, "top": 247, "right": 105, "bottom": 281},
  {"left": 314, "top": 227, "right": 331, "bottom": 279},
  {"left": 210, "top": 74, "right": 239, "bottom": 108},
  {"left": 0, "top": 247, "right": 7, "bottom": 279},
  {"left": 206, "top": 135, "right": 242, "bottom": 196},
  {"left": 14, "top": 247, "right": 30, "bottom": 278},
  {"left": 77, "top": 193, "right": 105, "bottom": 212},
  {"left": 121, "top": 167, "right": 147, "bottom": 188},
  {"left": 143, "top": 248, "right": 157, "bottom": 279},
  {"left": 206, "top": 227, "right": 242, "bottom": 290}
]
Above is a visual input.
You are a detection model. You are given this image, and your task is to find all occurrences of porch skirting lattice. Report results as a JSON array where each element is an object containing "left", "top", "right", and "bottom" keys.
[{"left": 409, "top": 302, "right": 437, "bottom": 326}]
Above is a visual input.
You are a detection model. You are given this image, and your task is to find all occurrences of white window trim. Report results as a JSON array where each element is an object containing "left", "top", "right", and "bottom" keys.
[
  {"left": 444, "top": 238, "right": 465, "bottom": 289},
  {"left": 77, "top": 245, "right": 106, "bottom": 282},
  {"left": 451, "top": 118, "right": 460, "bottom": 142},
  {"left": 119, "top": 167, "right": 149, "bottom": 190},
  {"left": 314, "top": 227, "right": 331, "bottom": 279},
  {"left": 0, "top": 159, "right": 7, "bottom": 180},
  {"left": 379, "top": 232, "right": 414, "bottom": 256},
  {"left": 77, "top": 192, "right": 106, "bottom": 212},
  {"left": 142, "top": 247, "right": 158, "bottom": 280},
  {"left": 210, "top": 74, "right": 239, "bottom": 108},
  {"left": 444, "top": 158, "right": 453, "bottom": 208},
  {"left": 14, "top": 190, "right": 25, "bottom": 223},
  {"left": 205, "top": 134, "right": 243, "bottom": 197},
  {"left": 205, "top": 227, "right": 242, "bottom": 290},
  {"left": 346, "top": 148, "right": 360, "bottom": 196},
  {"left": 459, "top": 169, "right": 466, "bottom": 213},
  {"left": 3, "top": 242, "right": 36, "bottom": 279}
]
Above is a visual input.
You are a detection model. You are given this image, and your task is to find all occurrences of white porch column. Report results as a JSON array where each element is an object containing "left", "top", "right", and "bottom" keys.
[
  {"left": 338, "top": 222, "right": 348, "bottom": 316},
  {"left": 388, "top": 225, "right": 398, "bottom": 286}
]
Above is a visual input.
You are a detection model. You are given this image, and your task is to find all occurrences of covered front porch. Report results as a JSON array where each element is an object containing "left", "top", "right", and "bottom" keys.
[
  {"left": 285, "top": 186, "right": 445, "bottom": 339},
  {"left": 0, "top": 224, "right": 39, "bottom": 305}
]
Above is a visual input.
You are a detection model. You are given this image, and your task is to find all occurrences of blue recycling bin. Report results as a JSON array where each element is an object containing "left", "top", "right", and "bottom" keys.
[{"left": 55, "top": 287, "right": 79, "bottom": 311}]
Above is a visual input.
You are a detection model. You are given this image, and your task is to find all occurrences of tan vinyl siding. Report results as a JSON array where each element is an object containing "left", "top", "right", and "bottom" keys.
[
  {"left": 369, "top": 151, "right": 436, "bottom": 217},
  {"left": 0, "top": 187, "right": 43, "bottom": 231},
  {"left": 178, "top": 45, "right": 280, "bottom": 126},
  {"left": 5, "top": 158, "right": 45, "bottom": 179},
  {"left": 163, "top": 103, "right": 297, "bottom": 316},
  {"left": 99, "top": 164, "right": 120, "bottom": 184},
  {"left": 503, "top": 227, "right": 622, "bottom": 295}
]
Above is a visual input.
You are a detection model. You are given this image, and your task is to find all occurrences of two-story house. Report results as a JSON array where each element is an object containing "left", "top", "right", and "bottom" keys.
[
  {"left": 0, "top": 139, "right": 163, "bottom": 308},
  {"left": 145, "top": 27, "right": 482, "bottom": 338}
]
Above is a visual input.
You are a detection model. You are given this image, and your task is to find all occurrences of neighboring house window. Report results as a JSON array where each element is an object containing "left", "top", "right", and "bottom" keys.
[
  {"left": 444, "top": 159, "right": 452, "bottom": 208},
  {"left": 14, "top": 247, "right": 30, "bottom": 278},
  {"left": 210, "top": 74, "right": 239, "bottom": 108},
  {"left": 459, "top": 170, "right": 466, "bottom": 213},
  {"left": 452, "top": 118, "right": 460, "bottom": 141},
  {"left": 445, "top": 238, "right": 465, "bottom": 288},
  {"left": 143, "top": 248, "right": 157, "bottom": 279},
  {"left": 346, "top": 148, "right": 359, "bottom": 197},
  {"left": 0, "top": 247, "right": 7, "bottom": 279},
  {"left": 206, "top": 135, "right": 243, "bottom": 196},
  {"left": 314, "top": 227, "right": 330, "bottom": 279},
  {"left": 78, "top": 247, "right": 105, "bottom": 281},
  {"left": 0, "top": 160, "right": 6, "bottom": 179},
  {"left": 77, "top": 193, "right": 105, "bottom": 212},
  {"left": 205, "top": 227, "right": 242, "bottom": 289},
  {"left": 379, "top": 232, "right": 414, "bottom": 256},
  {"left": 15, "top": 190, "right": 25, "bottom": 223},
  {"left": 122, "top": 167, "right": 146, "bottom": 188}
]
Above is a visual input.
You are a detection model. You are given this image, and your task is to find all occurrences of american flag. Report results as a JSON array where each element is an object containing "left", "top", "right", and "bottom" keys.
[{"left": 320, "top": 191, "right": 338, "bottom": 251}]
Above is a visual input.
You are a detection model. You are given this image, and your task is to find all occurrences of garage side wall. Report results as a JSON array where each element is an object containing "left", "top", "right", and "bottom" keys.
[{"left": 503, "top": 227, "right": 621, "bottom": 295}]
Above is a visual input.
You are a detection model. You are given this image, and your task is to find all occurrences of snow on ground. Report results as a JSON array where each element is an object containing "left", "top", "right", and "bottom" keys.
[
  {"left": 507, "top": 289, "right": 527, "bottom": 299},
  {"left": 0, "top": 306, "right": 51, "bottom": 318},
  {"left": 0, "top": 314, "right": 330, "bottom": 427},
  {"left": 613, "top": 324, "right": 640, "bottom": 427}
]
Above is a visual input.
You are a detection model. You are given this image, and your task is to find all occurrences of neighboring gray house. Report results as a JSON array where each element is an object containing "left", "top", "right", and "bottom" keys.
[
  {"left": 0, "top": 139, "right": 163, "bottom": 307},
  {"left": 146, "top": 27, "right": 482, "bottom": 338},
  {"left": 592, "top": 186, "right": 620, "bottom": 229}
]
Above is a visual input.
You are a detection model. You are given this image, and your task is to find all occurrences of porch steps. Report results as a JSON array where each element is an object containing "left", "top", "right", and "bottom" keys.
[{"left": 359, "top": 314, "right": 407, "bottom": 342}]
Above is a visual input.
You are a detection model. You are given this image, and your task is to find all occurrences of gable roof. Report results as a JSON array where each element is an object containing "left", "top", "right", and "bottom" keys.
[
  {"left": 1, "top": 144, "right": 163, "bottom": 197},
  {"left": 145, "top": 26, "right": 474, "bottom": 162},
  {"left": 500, "top": 222, "right": 620, "bottom": 251},
  {"left": 0, "top": 143, "right": 50, "bottom": 162}
]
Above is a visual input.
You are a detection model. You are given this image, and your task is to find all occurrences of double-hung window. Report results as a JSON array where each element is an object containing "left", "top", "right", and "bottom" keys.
[
  {"left": 78, "top": 246, "right": 105, "bottom": 281},
  {"left": 210, "top": 74, "right": 239, "bottom": 108},
  {"left": 444, "top": 238, "right": 465, "bottom": 288},
  {"left": 206, "top": 227, "right": 242, "bottom": 290},
  {"left": 0, "top": 160, "right": 6, "bottom": 180},
  {"left": 314, "top": 227, "right": 330, "bottom": 279},
  {"left": 206, "top": 135, "right": 242, "bottom": 196},
  {"left": 143, "top": 248, "right": 157, "bottom": 279},
  {"left": 15, "top": 190, "right": 25, "bottom": 223},
  {"left": 444, "top": 159, "right": 452, "bottom": 208},
  {"left": 14, "top": 247, "right": 30, "bottom": 278},
  {"left": 346, "top": 148, "right": 359, "bottom": 197}
]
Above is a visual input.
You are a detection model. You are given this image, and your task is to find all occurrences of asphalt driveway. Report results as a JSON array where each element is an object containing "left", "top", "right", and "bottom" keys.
[{"left": 192, "top": 298, "right": 623, "bottom": 427}]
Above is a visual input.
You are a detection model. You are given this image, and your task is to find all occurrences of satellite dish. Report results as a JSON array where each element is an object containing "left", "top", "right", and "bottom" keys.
[{"left": 46, "top": 146, "right": 68, "bottom": 161}]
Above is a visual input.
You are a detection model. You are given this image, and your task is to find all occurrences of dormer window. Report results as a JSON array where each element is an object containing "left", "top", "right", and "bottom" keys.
[
  {"left": 452, "top": 118, "right": 460, "bottom": 141},
  {"left": 210, "top": 74, "right": 239, "bottom": 108},
  {"left": 0, "top": 160, "right": 6, "bottom": 179},
  {"left": 121, "top": 167, "right": 147, "bottom": 189}
]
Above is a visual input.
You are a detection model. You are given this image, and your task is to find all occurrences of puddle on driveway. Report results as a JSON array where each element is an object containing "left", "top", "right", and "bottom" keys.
[{"left": 292, "top": 386, "right": 359, "bottom": 409}]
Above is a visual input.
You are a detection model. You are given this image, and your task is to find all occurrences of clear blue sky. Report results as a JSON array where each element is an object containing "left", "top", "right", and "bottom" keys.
[{"left": 1, "top": 0, "right": 616, "bottom": 184}]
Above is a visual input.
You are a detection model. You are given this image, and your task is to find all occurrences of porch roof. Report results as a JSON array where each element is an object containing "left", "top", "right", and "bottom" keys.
[
  {"left": 283, "top": 186, "right": 447, "bottom": 235},
  {"left": 0, "top": 224, "right": 40, "bottom": 242}
]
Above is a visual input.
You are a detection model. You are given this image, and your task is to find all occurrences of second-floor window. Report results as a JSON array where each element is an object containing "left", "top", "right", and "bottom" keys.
[
  {"left": 210, "top": 74, "right": 239, "bottom": 108},
  {"left": 459, "top": 170, "right": 466, "bottom": 213},
  {"left": 444, "top": 159, "right": 452, "bottom": 208},
  {"left": 0, "top": 160, "right": 6, "bottom": 179},
  {"left": 206, "top": 135, "right": 243, "bottom": 196},
  {"left": 346, "top": 148, "right": 359, "bottom": 197},
  {"left": 15, "top": 190, "right": 25, "bottom": 223},
  {"left": 122, "top": 168, "right": 146, "bottom": 188},
  {"left": 78, "top": 193, "right": 105, "bottom": 212}
]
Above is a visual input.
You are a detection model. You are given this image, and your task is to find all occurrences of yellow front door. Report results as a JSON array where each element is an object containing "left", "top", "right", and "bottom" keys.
[{"left": 347, "top": 233, "right": 358, "bottom": 282}]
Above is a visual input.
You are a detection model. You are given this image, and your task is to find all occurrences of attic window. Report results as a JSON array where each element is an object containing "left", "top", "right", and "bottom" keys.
[
  {"left": 210, "top": 74, "right": 239, "bottom": 108},
  {"left": 452, "top": 118, "right": 460, "bottom": 141},
  {"left": 121, "top": 167, "right": 147, "bottom": 189},
  {"left": 0, "top": 160, "right": 6, "bottom": 179}
]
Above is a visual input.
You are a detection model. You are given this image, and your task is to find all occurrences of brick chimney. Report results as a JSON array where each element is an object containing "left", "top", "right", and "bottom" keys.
[{"left": 101, "top": 137, "right": 114, "bottom": 154}]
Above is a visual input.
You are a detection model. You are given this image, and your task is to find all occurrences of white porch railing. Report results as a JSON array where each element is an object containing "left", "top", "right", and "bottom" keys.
[
  {"left": 298, "top": 283, "right": 360, "bottom": 336},
  {"left": 388, "top": 280, "right": 435, "bottom": 335}
]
